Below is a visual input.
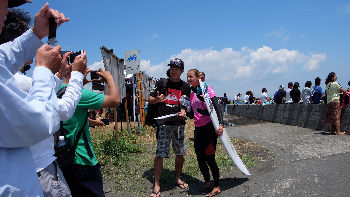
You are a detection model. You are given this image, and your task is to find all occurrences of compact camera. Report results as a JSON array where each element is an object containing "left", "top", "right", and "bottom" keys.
[
  {"left": 60, "top": 50, "right": 83, "bottom": 64},
  {"left": 101, "top": 118, "right": 110, "bottom": 125},
  {"left": 90, "top": 70, "right": 105, "bottom": 91}
]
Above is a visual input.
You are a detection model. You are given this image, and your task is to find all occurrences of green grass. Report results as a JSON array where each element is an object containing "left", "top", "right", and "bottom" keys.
[{"left": 90, "top": 120, "right": 258, "bottom": 196}]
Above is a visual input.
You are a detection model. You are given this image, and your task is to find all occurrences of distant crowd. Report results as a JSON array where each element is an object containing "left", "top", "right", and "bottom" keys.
[
  {"left": 222, "top": 72, "right": 349, "bottom": 135},
  {"left": 227, "top": 76, "right": 350, "bottom": 108}
]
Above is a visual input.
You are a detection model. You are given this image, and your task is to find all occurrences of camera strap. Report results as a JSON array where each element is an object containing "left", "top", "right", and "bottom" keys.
[
  {"left": 56, "top": 86, "right": 93, "bottom": 159},
  {"left": 72, "top": 114, "right": 93, "bottom": 159}
]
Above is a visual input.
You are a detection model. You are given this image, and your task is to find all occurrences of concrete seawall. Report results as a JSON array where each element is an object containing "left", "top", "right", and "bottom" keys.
[{"left": 227, "top": 104, "right": 350, "bottom": 133}]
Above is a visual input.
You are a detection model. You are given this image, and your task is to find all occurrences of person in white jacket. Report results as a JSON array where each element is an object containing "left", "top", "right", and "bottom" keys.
[{"left": 0, "top": 1, "right": 70, "bottom": 196}]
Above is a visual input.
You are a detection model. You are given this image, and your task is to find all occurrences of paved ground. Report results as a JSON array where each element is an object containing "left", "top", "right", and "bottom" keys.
[
  {"left": 217, "top": 115, "right": 350, "bottom": 197},
  {"left": 107, "top": 116, "right": 350, "bottom": 196},
  {"left": 159, "top": 115, "right": 350, "bottom": 197}
]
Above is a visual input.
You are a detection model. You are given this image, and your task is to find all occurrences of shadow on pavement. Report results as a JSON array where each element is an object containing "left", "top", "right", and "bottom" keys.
[
  {"left": 187, "top": 177, "right": 249, "bottom": 195},
  {"left": 142, "top": 168, "right": 202, "bottom": 193},
  {"left": 314, "top": 131, "right": 332, "bottom": 135}
]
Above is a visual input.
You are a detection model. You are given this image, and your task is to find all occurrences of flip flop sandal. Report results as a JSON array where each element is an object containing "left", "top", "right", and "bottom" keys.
[
  {"left": 177, "top": 183, "right": 189, "bottom": 192},
  {"left": 150, "top": 190, "right": 160, "bottom": 197},
  {"left": 206, "top": 190, "right": 221, "bottom": 197}
]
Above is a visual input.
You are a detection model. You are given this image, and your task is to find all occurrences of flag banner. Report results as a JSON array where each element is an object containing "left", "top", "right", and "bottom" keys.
[{"left": 125, "top": 50, "right": 140, "bottom": 75}]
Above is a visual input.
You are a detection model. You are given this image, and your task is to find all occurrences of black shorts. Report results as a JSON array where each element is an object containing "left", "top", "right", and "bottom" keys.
[{"left": 61, "top": 163, "right": 104, "bottom": 197}]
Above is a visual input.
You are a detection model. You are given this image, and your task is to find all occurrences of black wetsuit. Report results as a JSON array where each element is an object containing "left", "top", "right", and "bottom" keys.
[{"left": 191, "top": 86, "right": 224, "bottom": 187}]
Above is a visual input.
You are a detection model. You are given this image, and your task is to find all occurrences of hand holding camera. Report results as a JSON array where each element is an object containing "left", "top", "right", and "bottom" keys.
[
  {"left": 90, "top": 68, "right": 113, "bottom": 91},
  {"left": 71, "top": 50, "right": 87, "bottom": 75},
  {"left": 96, "top": 68, "right": 113, "bottom": 82},
  {"left": 56, "top": 51, "right": 72, "bottom": 79},
  {"left": 56, "top": 50, "right": 86, "bottom": 79},
  {"left": 83, "top": 69, "right": 93, "bottom": 85},
  {"left": 32, "top": 3, "right": 70, "bottom": 40},
  {"left": 35, "top": 44, "right": 62, "bottom": 74}
]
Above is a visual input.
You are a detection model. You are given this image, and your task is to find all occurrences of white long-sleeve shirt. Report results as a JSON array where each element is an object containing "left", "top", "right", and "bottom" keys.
[
  {"left": 0, "top": 30, "right": 59, "bottom": 196},
  {"left": 29, "top": 71, "right": 84, "bottom": 172}
]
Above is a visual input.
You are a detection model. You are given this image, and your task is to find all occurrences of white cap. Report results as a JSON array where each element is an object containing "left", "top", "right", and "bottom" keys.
[{"left": 59, "top": 136, "right": 65, "bottom": 141}]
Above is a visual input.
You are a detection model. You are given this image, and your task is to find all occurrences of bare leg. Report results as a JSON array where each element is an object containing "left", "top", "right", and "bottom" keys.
[
  {"left": 205, "top": 181, "right": 211, "bottom": 188},
  {"left": 153, "top": 157, "right": 163, "bottom": 195},
  {"left": 328, "top": 123, "right": 334, "bottom": 134},
  {"left": 336, "top": 124, "right": 345, "bottom": 135},
  {"left": 175, "top": 155, "right": 188, "bottom": 188}
]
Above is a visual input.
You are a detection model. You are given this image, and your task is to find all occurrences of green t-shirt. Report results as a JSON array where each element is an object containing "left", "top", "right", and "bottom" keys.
[
  {"left": 60, "top": 84, "right": 105, "bottom": 166},
  {"left": 326, "top": 82, "right": 341, "bottom": 103}
]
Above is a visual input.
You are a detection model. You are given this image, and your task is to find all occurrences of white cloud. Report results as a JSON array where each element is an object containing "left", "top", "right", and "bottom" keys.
[
  {"left": 265, "top": 27, "right": 290, "bottom": 42},
  {"left": 88, "top": 60, "right": 104, "bottom": 71},
  {"left": 141, "top": 46, "right": 326, "bottom": 83},
  {"left": 148, "top": 33, "right": 159, "bottom": 40},
  {"left": 140, "top": 59, "right": 166, "bottom": 79},
  {"left": 303, "top": 53, "right": 326, "bottom": 71}
]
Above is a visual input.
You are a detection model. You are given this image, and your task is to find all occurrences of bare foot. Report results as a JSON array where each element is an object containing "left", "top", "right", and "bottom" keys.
[
  {"left": 150, "top": 186, "right": 160, "bottom": 197},
  {"left": 336, "top": 131, "right": 345, "bottom": 135},
  {"left": 177, "top": 180, "right": 189, "bottom": 191},
  {"left": 206, "top": 187, "right": 221, "bottom": 197}
]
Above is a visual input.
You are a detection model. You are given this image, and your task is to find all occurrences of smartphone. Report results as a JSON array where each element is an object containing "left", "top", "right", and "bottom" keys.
[
  {"left": 90, "top": 71, "right": 99, "bottom": 80},
  {"left": 101, "top": 118, "right": 109, "bottom": 125},
  {"left": 69, "top": 50, "right": 83, "bottom": 64},
  {"left": 60, "top": 50, "right": 83, "bottom": 64}
]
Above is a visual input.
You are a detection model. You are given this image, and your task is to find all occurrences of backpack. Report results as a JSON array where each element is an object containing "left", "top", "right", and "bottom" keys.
[
  {"left": 145, "top": 78, "right": 168, "bottom": 127},
  {"left": 54, "top": 86, "right": 93, "bottom": 167}
]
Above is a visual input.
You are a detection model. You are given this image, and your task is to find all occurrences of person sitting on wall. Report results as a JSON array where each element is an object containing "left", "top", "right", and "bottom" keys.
[
  {"left": 290, "top": 82, "right": 301, "bottom": 103},
  {"left": 312, "top": 77, "right": 323, "bottom": 104},
  {"left": 273, "top": 85, "right": 286, "bottom": 104}
]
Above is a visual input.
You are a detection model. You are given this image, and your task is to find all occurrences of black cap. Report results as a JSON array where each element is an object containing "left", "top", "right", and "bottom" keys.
[
  {"left": 8, "top": 0, "right": 32, "bottom": 8},
  {"left": 168, "top": 58, "right": 184, "bottom": 69}
]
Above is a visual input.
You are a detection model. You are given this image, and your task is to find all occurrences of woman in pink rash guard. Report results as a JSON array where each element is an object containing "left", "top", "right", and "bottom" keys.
[{"left": 187, "top": 69, "right": 224, "bottom": 197}]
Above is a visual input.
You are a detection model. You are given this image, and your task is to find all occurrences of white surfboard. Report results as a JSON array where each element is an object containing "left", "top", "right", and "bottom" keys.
[{"left": 199, "top": 81, "right": 251, "bottom": 176}]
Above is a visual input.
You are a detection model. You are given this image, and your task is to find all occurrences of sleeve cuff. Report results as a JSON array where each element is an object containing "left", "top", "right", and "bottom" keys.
[{"left": 70, "top": 71, "right": 84, "bottom": 83}]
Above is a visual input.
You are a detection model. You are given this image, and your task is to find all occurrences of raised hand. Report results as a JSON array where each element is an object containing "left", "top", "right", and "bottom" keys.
[
  {"left": 96, "top": 68, "right": 113, "bottom": 82},
  {"left": 71, "top": 50, "right": 87, "bottom": 75},
  {"left": 35, "top": 44, "right": 62, "bottom": 74},
  {"left": 56, "top": 51, "right": 73, "bottom": 79},
  {"left": 32, "top": 2, "right": 70, "bottom": 39},
  {"left": 83, "top": 69, "right": 93, "bottom": 85},
  {"left": 155, "top": 91, "right": 166, "bottom": 103}
]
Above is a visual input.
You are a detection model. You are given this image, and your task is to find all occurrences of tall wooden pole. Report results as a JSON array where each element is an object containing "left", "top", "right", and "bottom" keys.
[
  {"left": 110, "top": 52, "right": 119, "bottom": 145},
  {"left": 125, "top": 98, "right": 130, "bottom": 133},
  {"left": 137, "top": 73, "right": 145, "bottom": 126},
  {"left": 114, "top": 108, "right": 119, "bottom": 145}
]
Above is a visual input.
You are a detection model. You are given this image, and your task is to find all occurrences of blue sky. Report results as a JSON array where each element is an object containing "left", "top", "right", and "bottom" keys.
[{"left": 21, "top": 0, "right": 350, "bottom": 99}]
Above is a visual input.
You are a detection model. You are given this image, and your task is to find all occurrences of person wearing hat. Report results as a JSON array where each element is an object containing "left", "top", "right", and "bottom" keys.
[
  {"left": 148, "top": 58, "right": 191, "bottom": 197},
  {"left": 0, "top": 1, "right": 69, "bottom": 196},
  {"left": 290, "top": 82, "right": 301, "bottom": 103}
]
